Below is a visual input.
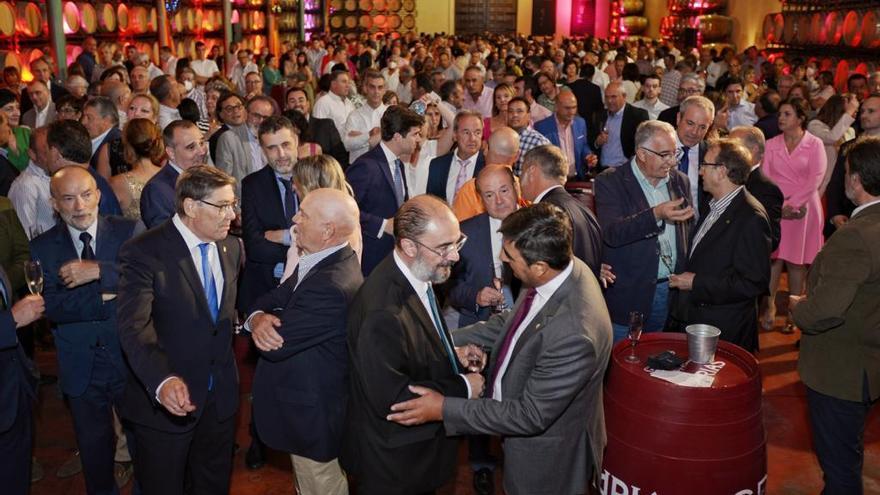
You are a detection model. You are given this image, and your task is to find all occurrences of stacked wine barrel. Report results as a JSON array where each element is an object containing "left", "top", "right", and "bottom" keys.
[
  {"left": 329, "top": 0, "right": 416, "bottom": 35},
  {"left": 763, "top": 7, "right": 880, "bottom": 49},
  {"left": 610, "top": 0, "right": 648, "bottom": 40},
  {"left": 660, "top": 0, "right": 734, "bottom": 51}
]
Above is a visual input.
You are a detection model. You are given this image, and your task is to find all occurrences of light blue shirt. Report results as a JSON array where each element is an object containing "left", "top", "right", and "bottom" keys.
[
  {"left": 600, "top": 109, "right": 627, "bottom": 167},
  {"left": 631, "top": 160, "right": 677, "bottom": 279}
]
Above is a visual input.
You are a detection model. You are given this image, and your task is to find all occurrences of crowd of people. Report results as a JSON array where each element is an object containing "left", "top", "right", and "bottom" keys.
[{"left": 1, "top": 29, "right": 879, "bottom": 495}]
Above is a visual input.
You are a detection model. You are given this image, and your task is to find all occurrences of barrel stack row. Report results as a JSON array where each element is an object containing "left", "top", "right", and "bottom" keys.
[{"left": 328, "top": 0, "right": 416, "bottom": 34}]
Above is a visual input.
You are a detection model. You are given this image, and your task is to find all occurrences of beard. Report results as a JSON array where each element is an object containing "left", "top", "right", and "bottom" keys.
[{"left": 411, "top": 256, "right": 454, "bottom": 284}]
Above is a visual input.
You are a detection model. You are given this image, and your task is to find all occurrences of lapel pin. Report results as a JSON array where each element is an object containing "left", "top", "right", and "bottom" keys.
[{"left": 222, "top": 245, "right": 227, "bottom": 253}]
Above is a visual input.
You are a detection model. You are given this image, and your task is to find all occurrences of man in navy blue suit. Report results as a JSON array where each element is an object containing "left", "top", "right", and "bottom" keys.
[
  {"left": 594, "top": 121, "right": 695, "bottom": 343},
  {"left": 30, "top": 166, "right": 141, "bottom": 495},
  {"left": 247, "top": 189, "right": 363, "bottom": 495},
  {"left": 346, "top": 105, "right": 425, "bottom": 276},
  {"left": 46, "top": 120, "right": 122, "bottom": 217},
  {"left": 426, "top": 110, "right": 486, "bottom": 203},
  {"left": 0, "top": 265, "right": 44, "bottom": 495},
  {"left": 534, "top": 91, "right": 595, "bottom": 180},
  {"left": 140, "top": 120, "right": 208, "bottom": 229}
]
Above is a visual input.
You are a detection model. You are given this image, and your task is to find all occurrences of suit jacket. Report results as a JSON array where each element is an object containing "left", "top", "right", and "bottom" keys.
[
  {"left": 341, "top": 254, "right": 469, "bottom": 494},
  {"left": 594, "top": 163, "right": 693, "bottom": 325},
  {"left": 251, "top": 246, "right": 363, "bottom": 460},
  {"left": 746, "top": 166, "right": 783, "bottom": 252},
  {"left": 0, "top": 265, "right": 37, "bottom": 434},
  {"left": 755, "top": 113, "right": 781, "bottom": 140},
  {"left": 0, "top": 197, "right": 29, "bottom": 294},
  {"left": 591, "top": 104, "right": 650, "bottom": 162},
  {"left": 447, "top": 213, "right": 496, "bottom": 327},
  {"left": 540, "top": 187, "right": 602, "bottom": 275},
  {"left": 444, "top": 259, "right": 613, "bottom": 495},
  {"left": 139, "top": 164, "right": 180, "bottom": 229},
  {"left": 20, "top": 103, "right": 57, "bottom": 129},
  {"left": 116, "top": 220, "right": 242, "bottom": 432},
  {"left": 824, "top": 138, "right": 857, "bottom": 238},
  {"left": 668, "top": 190, "right": 771, "bottom": 352},
  {"left": 346, "top": 144, "right": 406, "bottom": 276},
  {"left": 794, "top": 202, "right": 880, "bottom": 402},
  {"left": 535, "top": 116, "right": 591, "bottom": 179},
  {"left": 567, "top": 78, "right": 604, "bottom": 124},
  {"left": 309, "top": 116, "right": 349, "bottom": 169},
  {"left": 0, "top": 154, "right": 19, "bottom": 197},
  {"left": 20, "top": 80, "right": 67, "bottom": 115},
  {"left": 239, "top": 165, "right": 294, "bottom": 311},
  {"left": 214, "top": 124, "right": 254, "bottom": 195},
  {"left": 89, "top": 126, "right": 122, "bottom": 171},
  {"left": 426, "top": 151, "right": 486, "bottom": 202},
  {"left": 30, "top": 216, "right": 138, "bottom": 397},
  {"left": 658, "top": 104, "right": 679, "bottom": 126}
]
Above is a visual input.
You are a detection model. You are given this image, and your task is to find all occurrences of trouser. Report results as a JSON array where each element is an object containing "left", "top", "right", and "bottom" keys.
[
  {"left": 290, "top": 454, "right": 348, "bottom": 495},
  {"left": 612, "top": 281, "right": 669, "bottom": 343},
  {"left": 0, "top": 387, "right": 32, "bottom": 495}
]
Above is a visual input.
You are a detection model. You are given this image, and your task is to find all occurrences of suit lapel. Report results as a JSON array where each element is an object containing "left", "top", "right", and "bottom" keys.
[
  {"left": 94, "top": 217, "right": 115, "bottom": 261},
  {"left": 690, "top": 192, "right": 743, "bottom": 261},
  {"left": 507, "top": 268, "right": 574, "bottom": 361},
  {"left": 390, "top": 261, "right": 449, "bottom": 358},
  {"left": 260, "top": 166, "right": 287, "bottom": 224},
  {"left": 165, "top": 222, "right": 213, "bottom": 320},
  {"left": 217, "top": 237, "right": 239, "bottom": 316}
]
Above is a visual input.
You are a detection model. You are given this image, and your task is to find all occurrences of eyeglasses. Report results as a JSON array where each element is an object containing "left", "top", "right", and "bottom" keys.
[
  {"left": 221, "top": 103, "right": 244, "bottom": 112},
  {"left": 699, "top": 161, "right": 725, "bottom": 168},
  {"left": 409, "top": 234, "right": 468, "bottom": 259},
  {"left": 640, "top": 147, "right": 683, "bottom": 163},
  {"left": 679, "top": 87, "right": 702, "bottom": 95},
  {"left": 199, "top": 199, "right": 240, "bottom": 214}
]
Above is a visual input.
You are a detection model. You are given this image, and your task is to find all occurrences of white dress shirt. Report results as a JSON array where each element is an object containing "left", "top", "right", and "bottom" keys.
[
  {"left": 91, "top": 127, "right": 112, "bottom": 157},
  {"left": 342, "top": 102, "right": 388, "bottom": 163},
  {"left": 445, "top": 150, "right": 479, "bottom": 203},
  {"left": 8, "top": 162, "right": 54, "bottom": 238},
  {"left": 190, "top": 58, "right": 220, "bottom": 80},
  {"left": 491, "top": 261, "right": 573, "bottom": 400},
  {"left": 632, "top": 98, "right": 670, "bottom": 120},
  {"left": 677, "top": 135, "right": 701, "bottom": 219},
  {"left": 158, "top": 104, "right": 181, "bottom": 130},
  {"left": 312, "top": 92, "right": 355, "bottom": 136},
  {"left": 67, "top": 220, "right": 98, "bottom": 260},
  {"left": 35, "top": 103, "right": 51, "bottom": 128}
]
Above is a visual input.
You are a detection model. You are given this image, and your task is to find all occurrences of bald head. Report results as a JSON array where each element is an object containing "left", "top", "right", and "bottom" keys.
[
  {"left": 729, "top": 126, "right": 764, "bottom": 164},
  {"left": 486, "top": 126, "right": 520, "bottom": 166},
  {"left": 555, "top": 90, "right": 578, "bottom": 124},
  {"left": 50, "top": 166, "right": 101, "bottom": 231},
  {"left": 294, "top": 188, "right": 359, "bottom": 254}
]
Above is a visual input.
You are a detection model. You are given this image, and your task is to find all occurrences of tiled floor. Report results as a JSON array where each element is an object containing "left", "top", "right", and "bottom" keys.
[{"left": 29, "top": 320, "right": 880, "bottom": 494}]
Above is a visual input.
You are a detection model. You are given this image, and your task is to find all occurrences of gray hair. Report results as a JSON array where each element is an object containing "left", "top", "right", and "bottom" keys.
[
  {"left": 679, "top": 95, "right": 715, "bottom": 120},
  {"left": 730, "top": 125, "right": 765, "bottom": 163},
  {"left": 634, "top": 120, "right": 677, "bottom": 150},
  {"left": 679, "top": 73, "right": 705, "bottom": 93},
  {"left": 522, "top": 144, "right": 569, "bottom": 183},
  {"left": 83, "top": 96, "right": 120, "bottom": 126}
]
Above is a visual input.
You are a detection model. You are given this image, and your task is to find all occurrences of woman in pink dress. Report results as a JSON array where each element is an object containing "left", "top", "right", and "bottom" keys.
[{"left": 762, "top": 97, "right": 826, "bottom": 332}]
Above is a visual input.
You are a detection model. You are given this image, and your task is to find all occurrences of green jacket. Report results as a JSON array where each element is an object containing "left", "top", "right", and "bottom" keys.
[{"left": 0, "top": 196, "right": 30, "bottom": 294}]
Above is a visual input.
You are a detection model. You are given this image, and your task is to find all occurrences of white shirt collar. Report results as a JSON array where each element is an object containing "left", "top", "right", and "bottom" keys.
[
  {"left": 66, "top": 218, "right": 98, "bottom": 250},
  {"left": 91, "top": 127, "right": 113, "bottom": 155},
  {"left": 534, "top": 184, "right": 564, "bottom": 203},
  {"left": 852, "top": 198, "right": 880, "bottom": 219},
  {"left": 454, "top": 149, "right": 479, "bottom": 165},
  {"left": 392, "top": 250, "right": 429, "bottom": 299},
  {"left": 534, "top": 260, "right": 574, "bottom": 301},
  {"left": 172, "top": 213, "right": 209, "bottom": 249},
  {"left": 750, "top": 163, "right": 761, "bottom": 173},
  {"left": 379, "top": 141, "right": 399, "bottom": 164}
]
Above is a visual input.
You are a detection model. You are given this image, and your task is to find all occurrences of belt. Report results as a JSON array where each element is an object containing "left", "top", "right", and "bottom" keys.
[{"left": 656, "top": 277, "right": 669, "bottom": 283}]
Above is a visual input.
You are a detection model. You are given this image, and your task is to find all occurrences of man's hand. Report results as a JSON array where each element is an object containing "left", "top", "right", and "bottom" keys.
[
  {"left": 251, "top": 313, "right": 283, "bottom": 351},
  {"left": 475, "top": 287, "right": 503, "bottom": 307},
  {"left": 59, "top": 260, "right": 100, "bottom": 288},
  {"left": 368, "top": 127, "right": 382, "bottom": 147},
  {"left": 586, "top": 154, "right": 598, "bottom": 168},
  {"left": 11, "top": 295, "right": 44, "bottom": 328},
  {"left": 464, "top": 372, "right": 485, "bottom": 398},
  {"left": 831, "top": 214, "right": 849, "bottom": 229},
  {"left": 599, "top": 263, "right": 616, "bottom": 288},
  {"left": 669, "top": 272, "right": 695, "bottom": 290},
  {"left": 653, "top": 198, "right": 695, "bottom": 222},
  {"left": 594, "top": 131, "right": 608, "bottom": 147},
  {"left": 455, "top": 344, "right": 487, "bottom": 372},
  {"left": 387, "top": 385, "right": 445, "bottom": 425},
  {"left": 158, "top": 377, "right": 197, "bottom": 416},
  {"left": 264, "top": 229, "right": 288, "bottom": 244},
  {"left": 383, "top": 218, "right": 395, "bottom": 236}
]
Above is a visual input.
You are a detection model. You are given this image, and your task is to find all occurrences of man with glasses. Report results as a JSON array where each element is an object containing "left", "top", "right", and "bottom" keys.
[
  {"left": 343, "top": 195, "right": 483, "bottom": 495},
  {"left": 215, "top": 95, "right": 274, "bottom": 195},
  {"left": 595, "top": 120, "right": 694, "bottom": 343},
  {"left": 140, "top": 120, "right": 208, "bottom": 228},
  {"left": 658, "top": 73, "right": 705, "bottom": 126},
  {"left": 667, "top": 139, "right": 771, "bottom": 352},
  {"left": 118, "top": 165, "right": 242, "bottom": 494}
]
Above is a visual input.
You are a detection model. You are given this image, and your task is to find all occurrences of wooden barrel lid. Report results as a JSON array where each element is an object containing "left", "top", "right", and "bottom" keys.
[
  {"left": 0, "top": 2, "right": 15, "bottom": 36},
  {"left": 62, "top": 1, "right": 80, "bottom": 35},
  {"left": 79, "top": 2, "right": 97, "bottom": 33},
  {"left": 16, "top": 3, "right": 43, "bottom": 37}
]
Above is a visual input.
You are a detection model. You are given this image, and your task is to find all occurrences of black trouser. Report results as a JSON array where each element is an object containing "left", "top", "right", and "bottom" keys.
[{"left": 0, "top": 387, "right": 32, "bottom": 495}]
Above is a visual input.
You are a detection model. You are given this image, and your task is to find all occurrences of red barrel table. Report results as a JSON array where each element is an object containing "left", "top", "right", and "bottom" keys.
[{"left": 601, "top": 333, "right": 767, "bottom": 495}]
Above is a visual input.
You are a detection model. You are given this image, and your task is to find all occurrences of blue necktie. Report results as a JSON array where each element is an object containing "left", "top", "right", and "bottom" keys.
[
  {"left": 678, "top": 145, "right": 690, "bottom": 174},
  {"left": 279, "top": 177, "right": 297, "bottom": 226},
  {"left": 393, "top": 158, "right": 405, "bottom": 207},
  {"left": 426, "top": 286, "right": 460, "bottom": 373},
  {"left": 0, "top": 272, "right": 8, "bottom": 310},
  {"left": 198, "top": 243, "right": 219, "bottom": 323}
]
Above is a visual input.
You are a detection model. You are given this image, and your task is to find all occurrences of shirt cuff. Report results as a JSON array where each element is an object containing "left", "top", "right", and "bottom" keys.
[
  {"left": 273, "top": 263, "right": 285, "bottom": 279},
  {"left": 155, "top": 375, "right": 178, "bottom": 403},
  {"left": 378, "top": 219, "right": 387, "bottom": 239},
  {"left": 242, "top": 311, "right": 264, "bottom": 333},
  {"left": 459, "top": 373, "right": 473, "bottom": 398},
  {"left": 282, "top": 230, "right": 292, "bottom": 246}
]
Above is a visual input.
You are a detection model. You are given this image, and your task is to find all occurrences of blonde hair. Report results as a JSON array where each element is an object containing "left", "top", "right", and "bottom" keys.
[{"left": 292, "top": 154, "right": 353, "bottom": 197}]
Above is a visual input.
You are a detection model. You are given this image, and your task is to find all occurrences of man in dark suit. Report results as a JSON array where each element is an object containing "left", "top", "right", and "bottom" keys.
[
  {"left": 342, "top": 195, "right": 483, "bottom": 495},
  {"left": 388, "top": 203, "right": 613, "bottom": 495},
  {"left": 285, "top": 87, "right": 349, "bottom": 169},
  {"left": 592, "top": 82, "right": 649, "bottom": 170},
  {"left": 20, "top": 80, "right": 57, "bottom": 129},
  {"left": 568, "top": 64, "right": 604, "bottom": 123},
  {"left": 45, "top": 120, "right": 122, "bottom": 217},
  {"left": 535, "top": 91, "right": 595, "bottom": 180},
  {"left": 20, "top": 56, "right": 67, "bottom": 116},
  {"left": 117, "top": 166, "right": 242, "bottom": 494},
  {"left": 520, "top": 144, "right": 602, "bottom": 275},
  {"left": 346, "top": 105, "right": 424, "bottom": 276},
  {"left": 658, "top": 73, "right": 705, "bottom": 126},
  {"left": 248, "top": 189, "right": 362, "bottom": 495},
  {"left": 140, "top": 120, "right": 208, "bottom": 229},
  {"left": 81, "top": 97, "right": 122, "bottom": 175},
  {"left": 792, "top": 136, "right": 880, "bottom": 495},
  {"left": 754, "top": 90, "right": 782, "bottom": 140},
  {"left": 674, "top": 95, "right": 714, "bottom": 219},
  {"left": 30, "top": 166, "right": 139, "bottom": 495},
  {"left": 595, "top": 121, "right": 695, "bottom": 343},
  {"left": 426, "top": 110, "right": 485, "bottom": 202},
  {"left": 0, "top": 266, "right": 43, "bottom": 495},
  {"left": 668, "top": 139, "right": 772, "bottom": 352},
  {"left": 730, "top": 126, "right": 783, "bottom": 251}
]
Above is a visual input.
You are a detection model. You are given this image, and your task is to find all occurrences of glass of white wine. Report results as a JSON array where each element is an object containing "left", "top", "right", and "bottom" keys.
[{"left": 24, "top": 260, "right": 43, "bottom": 295}]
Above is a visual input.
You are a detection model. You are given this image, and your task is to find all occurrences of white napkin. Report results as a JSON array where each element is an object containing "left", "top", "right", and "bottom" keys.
[{"left": 650, "top": 369, "right": 715, "bottom": 388}]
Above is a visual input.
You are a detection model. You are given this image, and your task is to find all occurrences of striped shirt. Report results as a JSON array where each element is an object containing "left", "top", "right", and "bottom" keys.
[{"left": 690, "top": 186, "right": 743, "bottom": 257}]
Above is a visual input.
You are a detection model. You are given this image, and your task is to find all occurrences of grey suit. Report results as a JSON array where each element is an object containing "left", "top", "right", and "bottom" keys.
[
  {"left": 214, "top": 124, "right": 258, "bottom": 195},
  {"left": 20, "top": 103, "right": 56, "bottom": 129},
  {"left": 445, "top": 258, "right": 612, "bottom": 495}
]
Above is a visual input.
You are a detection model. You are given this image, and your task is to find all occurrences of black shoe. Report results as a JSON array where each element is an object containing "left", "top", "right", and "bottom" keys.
[
  {"left": 244, "top": 441, "right": 265, "bottom": 470},
  {"left": 473, "top": 468, "right": 494, "bottom": 495}
]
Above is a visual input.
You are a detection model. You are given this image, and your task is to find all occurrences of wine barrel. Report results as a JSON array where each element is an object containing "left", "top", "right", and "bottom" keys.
[
  {"left": 762, "top": 13, "right": 777, "bottom": 43},
  {"left": 129, "top": 6, "right": 148, "bottom": 34},
  {"left": 403, "top": 13, "right": 415, "bottom": 29},
  {"left": 402, "top": 0, "right": 415, "bottom": 12},
  {"left": 667, "top": 0, "right": 726, "bottom": 13},
  {"left": 185, "top": 8, "right": 195, "bottom": 31},
  {"left": 344, "top": 0, "right": 356, "bottom": 11},
  {"left": 329, "top": 0, "right": 343, "bottom": 10},
  {"left": 388, "top": 13, "right": 401, "bottom": 28},
  {"left": 842, "top": 10, "right": 864, "bottom": 47},
  {"left": 62, "top": 1, "right": 80, "bottom": 35},
  {"left": 782, "top": 13, "right": 798, "bottom": 44},
  {"left": 359, "top": 0, "right": 372, "bottom": 10},
  {"left": 822, "top": 11, "right": 843, "bottom": 45},
  {"left": 619, "top": 16, "right": 648, "bottom": 34},
  {"left": 359, "top": 14, "right": 372, "bottom": 28},
  {"left": 96, "top": 2, "right": 116, "bottom": 32},
  {"left": 330, "top": 14, "right": 344, "bottom": 29},
  {"left": 388, "top": 0, "right": 402, "bottom": 11},
  {"left": 808, "top": 12, "right": 823, "bottom": 45},
  {"left": 374, "top": 0, "right": 386, "bottom": 10},
  {"left": 694, "top": 15, "right": 733, "bottom": 41},
  {"left": 148, "top": 7, "right": 157, "bottom": 31},
  {"left": 602, "top": 333, "right": 766, "bottom": 495},
  {"left": 795, "top": 12, "right": 811, "bottom": 44},
  {"left": 78, "top": 2, "right": 97, "bottom": 34},
  {"left": 861, "top": 9, "right": 880, "bottom": 49},
  {"left": 16, "top": 2, "right": 44, "bottom": 37},
  {"left": 116, "top": 4, "right": 129, "bottom": 33},
  {"left": 771, "top": 13, "right": 784, "bottom": 44},
  {"left": 0, "top": 2, "right": 15, "bottom": 36},
  {"left": 620, "top": 0, "right": 645, "bottom": 15},
  {"left": 373, "top": 14, "right": 387, "bottom": 29},
  {"left": 344, "top": 15, "right": 357, "bottom": 28}
]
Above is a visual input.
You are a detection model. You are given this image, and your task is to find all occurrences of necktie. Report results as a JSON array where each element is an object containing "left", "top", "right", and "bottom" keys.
[
  {"left": 453, "top": 158, "right": 470, "bottom": 197},
  {"left": 0, "top": 272, "right": 8, "bottom": 311},
  {"left": 393, "top": 158, "right": 406, "bottom": 206},
  {"left": 489, "top": 288, "right": 538, "bottom": 397},
  {"left": 678, "top": 145, "right": 691, "bottom": 174},
  {"left": 279, "top": 177, "right": 297, "bottom": 226},
  {"left": 198, "top": 243, "right": 220, "bottom": 323},
  {"left": 425, "top": 286, "right": 460, "bottom": 374},
  {"left": 79, "top": 232, "right": 95, "bottom": 260}
]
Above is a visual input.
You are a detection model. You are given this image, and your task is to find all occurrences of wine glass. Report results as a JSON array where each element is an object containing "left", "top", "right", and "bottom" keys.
[
  {"left": 625, "top": 311, "right": 644, "bottom": 363},
  {"left": 491, "top": 276, "right": 509, "bottom": 314},
  {"left": 24, "top": 260, "right": 44, "bottom": 295}
]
